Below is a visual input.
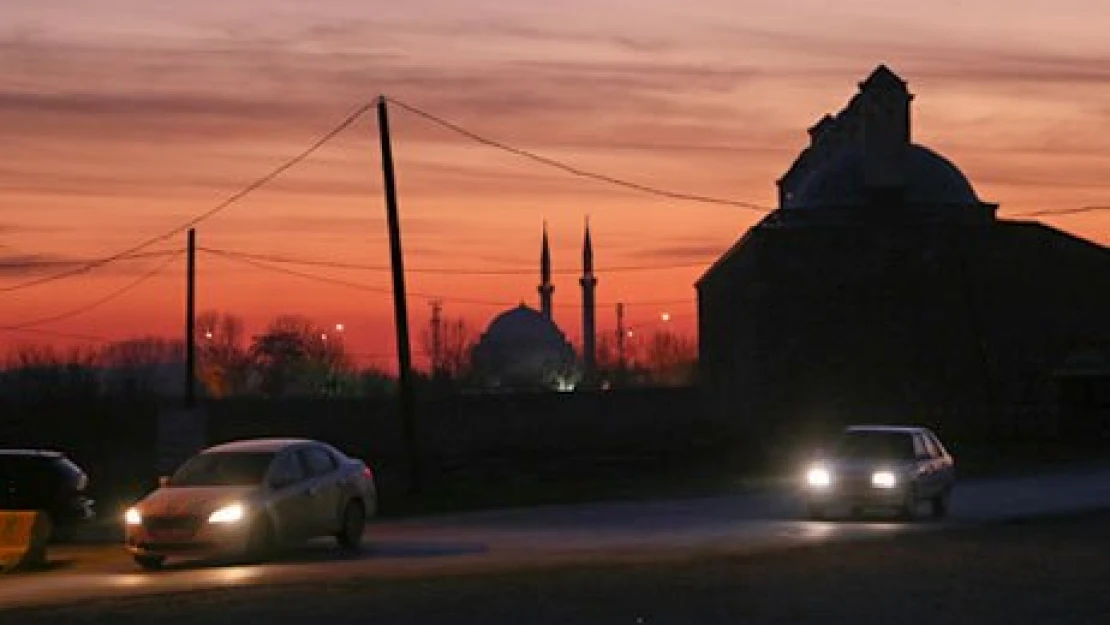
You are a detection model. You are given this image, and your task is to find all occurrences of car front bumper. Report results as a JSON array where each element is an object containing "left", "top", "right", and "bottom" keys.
[
  {"left": 125, "top": 521, "right": 252, "bottom": 558},
  {"left": 805, "top": 481, "right": 912, "bottom": 507}
]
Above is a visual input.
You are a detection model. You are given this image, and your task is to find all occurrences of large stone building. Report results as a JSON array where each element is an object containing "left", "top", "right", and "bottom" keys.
[{"left": 697, "top": 66, "right": 1110, "bottom": 440}]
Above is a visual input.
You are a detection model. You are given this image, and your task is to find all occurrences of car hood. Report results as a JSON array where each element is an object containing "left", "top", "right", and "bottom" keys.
[
  {"left": 820, "top": 458, "right": 916, "bottom": 476},
  {"left": 138, "top": 486, "right": 258, "bottom": 517}
]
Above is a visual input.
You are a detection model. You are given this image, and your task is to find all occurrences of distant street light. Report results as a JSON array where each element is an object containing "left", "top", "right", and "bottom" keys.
[
  {"left": 335, "top": 323, "right": 345, "bottom": 332},
  {"left": 204, "top": 330, "right": 214, "bottom": 340},
  {"left": 660, "top": 312, "right": 672, "bottom": 322}
]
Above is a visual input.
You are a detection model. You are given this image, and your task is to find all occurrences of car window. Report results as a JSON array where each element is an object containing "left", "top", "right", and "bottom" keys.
[
  {"left": 170, "top": 452, "right": 275, "bottom": 487},
  {"left": 0, "top": 455, "right": 51, "bottom": 484},
  {"left": 298, "top": 446, "right": 337, "bottom": 477},
  {"left": 928, "top": 432, "right": 949, "bottom": 458},
  {"left": 920, "top": 435, "right": 940, "bottom": 459},
  {"left": 912, "top": 434, "right": 929, "bottom": 458},
  {"left": 835, "top": 431, "right": 916, "bottom": 460},
  {"left": 268, "top": 451, "right": 306, "bottom": 487},
  {"left": 53, "top": 457, "right": 87, "bottom": 486}
]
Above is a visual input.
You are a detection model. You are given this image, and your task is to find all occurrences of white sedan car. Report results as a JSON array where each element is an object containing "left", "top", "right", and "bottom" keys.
[
  {"left": 802, "top": 425, "right": 955, "bottom": 520},
  {"left": 124, "top": 438, "right": 377, "bottom": 570}
]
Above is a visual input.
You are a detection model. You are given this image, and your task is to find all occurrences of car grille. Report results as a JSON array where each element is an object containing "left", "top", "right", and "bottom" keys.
[{"left": 143, "top": 515, "right": 202, "bottom": 533}]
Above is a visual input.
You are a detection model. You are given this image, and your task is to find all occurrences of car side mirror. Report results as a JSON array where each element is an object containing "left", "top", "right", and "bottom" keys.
[{"left": 158, "top": 476, "right": 171, "bottom": 488}]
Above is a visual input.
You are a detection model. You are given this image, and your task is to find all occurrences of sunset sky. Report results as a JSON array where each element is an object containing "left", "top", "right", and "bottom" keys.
[{"left": 1, "top": 0, "right": 1108, "bottom": 369}]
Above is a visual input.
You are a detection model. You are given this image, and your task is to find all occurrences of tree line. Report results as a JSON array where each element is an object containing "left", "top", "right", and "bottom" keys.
[{"left": 0, "top": 311, "right": 697, "bottom": 401}]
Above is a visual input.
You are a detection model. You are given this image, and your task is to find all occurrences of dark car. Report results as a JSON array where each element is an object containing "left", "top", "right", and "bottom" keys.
[
  {"left": 0, "top": 449, "right": 96, "bottom": 533},
  {"left": 802, "top": 425, "right": 956, "bottom": 520}
]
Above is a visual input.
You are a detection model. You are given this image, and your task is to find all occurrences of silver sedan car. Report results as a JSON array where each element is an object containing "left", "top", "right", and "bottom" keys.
[
  {"left": 124, "top": 438, "right": 377, "bottom": 569},
  {"left": 802, "top": 425, "right": 955, "bottom": 520}
]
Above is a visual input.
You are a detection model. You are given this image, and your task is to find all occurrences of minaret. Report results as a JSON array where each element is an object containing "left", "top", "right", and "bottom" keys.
[
  {"left": 538, "top": 221, "right": 554, "bottom": 320},
  {"left": 580, "top": 217, "right": 598, "bottom": 378}
]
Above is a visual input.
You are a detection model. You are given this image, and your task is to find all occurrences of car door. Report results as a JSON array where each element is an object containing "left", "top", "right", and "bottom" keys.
[
  {"left": 264, "top": 450, "right": 312, "bottom": 541},
  {"left": 296, "top": 445, "right": 343, "bottom": 536}
]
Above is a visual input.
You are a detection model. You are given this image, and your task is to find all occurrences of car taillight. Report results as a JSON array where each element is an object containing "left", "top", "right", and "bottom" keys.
[{"left": 362, "top": 466, "right": 374, "bottom": 480}]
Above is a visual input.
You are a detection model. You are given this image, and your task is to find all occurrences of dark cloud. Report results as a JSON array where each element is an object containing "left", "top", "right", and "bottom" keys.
[
  {"left": 0, "top": 252, "right": 94, "bottom": 277},
  {"left": 624, "top": 241, "right": 733, "bottom": 264}
]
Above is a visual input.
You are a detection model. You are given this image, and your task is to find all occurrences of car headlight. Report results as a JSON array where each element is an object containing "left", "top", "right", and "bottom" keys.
[
  {"left": 124, "top": 507, "right": 142, "bottom": 526},
  {"left": 208, "top": 503, "right": 246, "bottom": 524},
  {"left": 871, "top": 471, "right": 897, "bottom": 489},
  {"left": 806, "top": 465, "right": 832, "bottom": 489}
]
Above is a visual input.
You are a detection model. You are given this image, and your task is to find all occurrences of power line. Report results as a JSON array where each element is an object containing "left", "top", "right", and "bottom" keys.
[
  {"left": 385, "top": 97, "right": 774, "bottom": 213},
  {"left": 201, "top": 248, "right": 691, "bottom": 309},
  {"left": 199, "top": 246, "right": 714, "bottom": 275},
  {"left": 0, "top": 252, "right": 182, "bottom": 330},
  {"left": 203, "top": 248, "right": 396, "bottom": 295},
  {"left": 0, "top": 103, "right": 373, "bottom": 295}
]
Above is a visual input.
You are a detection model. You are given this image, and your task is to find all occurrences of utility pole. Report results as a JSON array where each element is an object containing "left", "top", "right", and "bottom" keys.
[
  {"left": 377, "top": 95, "right": 421, "bottom": 492},
  {"left": 616, "top": 302, "right": 626, "bottom": 381},
  {"left": 185, "top": 228, "right": 196, "bottom": 409},
  {"left": 430, "top": 300, "right": 443, "bottom": 377}
]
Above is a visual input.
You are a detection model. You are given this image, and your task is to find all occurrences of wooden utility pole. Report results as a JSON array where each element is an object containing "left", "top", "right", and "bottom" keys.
[
  {"left": 185, "top": 228, "right": 196, "bottom": 409},
  {"left": 376, "top": 96, "right": 421, "bottom": 492},
  {"left": 616, "top": 302, "right": 626, "bottom": 379},
  {"left": 430, "top": 300, "right": 443, "bottom": 377}
]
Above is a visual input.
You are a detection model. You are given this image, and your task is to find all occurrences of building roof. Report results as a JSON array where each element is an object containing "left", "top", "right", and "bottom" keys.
[{"left": 784, "top": 144, "right": 983, "bottom": 211}]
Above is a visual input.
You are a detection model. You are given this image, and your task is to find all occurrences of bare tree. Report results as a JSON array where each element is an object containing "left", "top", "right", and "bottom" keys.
[
  {"left": 420, "top": 312, "right": 476, "bottom": 382},
  {"left": 196, "top": 310, "right": 248, "bottom": 397},
  {"left": 639, "top": 330, "right": 698, "bottom": 386},
  {"left": 249, "top": 315, "right": 353, "bottom": 396},
  {"left": 98, "top": 337, "right": 184, "bottom": 397},
  {"left": 1, "top": 343, "right": 100, "bottom": 400}
]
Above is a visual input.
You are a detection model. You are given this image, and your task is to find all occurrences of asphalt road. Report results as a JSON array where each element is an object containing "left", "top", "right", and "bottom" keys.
[{"left": 3, "top": 464, "right": 1110, "bottom": 617}]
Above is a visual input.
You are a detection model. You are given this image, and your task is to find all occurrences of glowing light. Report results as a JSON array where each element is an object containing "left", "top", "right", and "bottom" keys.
[
  {"left": 124, "top": 507, "right": 142, "bottom": 526},
  {"left": 806, "top": 465, "right": 832, "bottom": 488},
  {"left": 660, "top": 312, "right": 671, "bottom": 322},
  {"left": 871, "top": 471, "right": 897, "bottom": 489},
  {"left": 208, "top": 503, "right": 245, "bottom": 524},
  {"left": 335, "top": 323, "right": 345, "bottom": 332}
]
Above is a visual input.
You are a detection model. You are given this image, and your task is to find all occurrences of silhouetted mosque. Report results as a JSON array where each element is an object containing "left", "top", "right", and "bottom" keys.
[
  {"left": 470, "top": 222, "right": 599, "bottom": 390},
  {"left": 698, "top": 65, "right": 1110, "bottom": 438}
]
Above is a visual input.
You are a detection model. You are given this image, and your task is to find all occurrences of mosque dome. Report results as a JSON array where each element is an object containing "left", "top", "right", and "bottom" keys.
[
  {"left": 480, "top": 305, "right": 570, "bottom": 349},
  {"left": 784, "top": 144, "right": 982, "bottom": 211},
  {"left": 471, "top": 304, "right": 579, "bottom": 390}
]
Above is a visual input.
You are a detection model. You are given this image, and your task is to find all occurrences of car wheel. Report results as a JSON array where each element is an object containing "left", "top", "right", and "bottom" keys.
[
  {"left": 930, "top": 488, "right": 951, "bottom": 519},
  {"left": 134, "top": 554, "right": 165, "bottom": 571},
  {"left": 244, "top": 515, "right": 277, "bottom": 563},
  {"left": 336, "top": 501, "right": 366, "bottom": 551}
]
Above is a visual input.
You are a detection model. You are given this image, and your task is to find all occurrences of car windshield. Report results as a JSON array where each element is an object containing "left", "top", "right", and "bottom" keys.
[
  {"left": 169, "top": 452, "right": 274, "bottom": 487},
  {"left": 833, "top": 431, "right": 916, "bottom": 460}
]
